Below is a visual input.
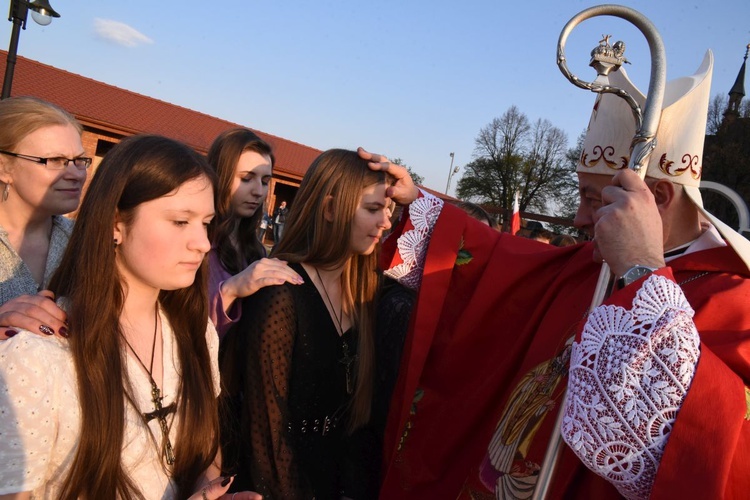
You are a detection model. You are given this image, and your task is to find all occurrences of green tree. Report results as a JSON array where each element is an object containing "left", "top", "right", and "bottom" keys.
[
  {"left": 456, "top": 106, "right": 577, "bottom": 218},
  {"left": 391, "top": 157, "right": 425, "bottom": 186}
]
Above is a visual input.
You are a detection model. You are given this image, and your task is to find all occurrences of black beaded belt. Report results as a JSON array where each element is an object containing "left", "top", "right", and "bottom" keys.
[{"left": 288, "top": 414, "right": 340, "bottom": 436}]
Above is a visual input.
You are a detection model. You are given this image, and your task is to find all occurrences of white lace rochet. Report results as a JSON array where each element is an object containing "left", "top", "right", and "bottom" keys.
[
  {"left": 562, "top": 274, "right": 700, "bottom": 500},
  {"left": 384, "top": 191, "right": 443, "bottom": 290}
]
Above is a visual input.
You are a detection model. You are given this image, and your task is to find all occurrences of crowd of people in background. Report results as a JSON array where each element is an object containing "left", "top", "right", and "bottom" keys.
[{"left": 0, "top": 36, "right": 749, "bottom": 500}]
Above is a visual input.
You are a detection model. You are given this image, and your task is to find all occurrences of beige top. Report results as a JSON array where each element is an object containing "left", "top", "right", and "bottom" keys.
[{"left": 0, "top": 309, "right": 221, "bottom": 499}]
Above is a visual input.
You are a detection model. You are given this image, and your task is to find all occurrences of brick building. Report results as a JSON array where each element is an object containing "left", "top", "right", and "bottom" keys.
[{"left": 0, "top": 50, "right": 322, "bottom": 217}]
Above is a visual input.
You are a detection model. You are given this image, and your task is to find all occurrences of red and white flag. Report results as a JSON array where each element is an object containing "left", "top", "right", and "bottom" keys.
[{"left": 510, "top": 191, "right": 521, "bottom": 235}]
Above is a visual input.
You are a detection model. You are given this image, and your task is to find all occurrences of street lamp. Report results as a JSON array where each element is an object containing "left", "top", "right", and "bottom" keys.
[
  {"left": 445, "top": 152, "right": 460, "bottom": 194},
  {"left": 2, "top": 0, "right": 59, "bottom": 99}
]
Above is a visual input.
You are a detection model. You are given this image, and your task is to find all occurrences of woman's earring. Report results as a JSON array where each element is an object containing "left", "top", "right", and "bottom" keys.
[
  {"left": 113, "top": 238, "right": 119, "bottom": 248},
  {"left": 2, "top": 183, "right": 9, "bottom": 202}
]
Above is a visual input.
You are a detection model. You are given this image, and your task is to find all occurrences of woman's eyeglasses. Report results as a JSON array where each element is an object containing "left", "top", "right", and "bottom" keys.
[{"left": 0, "top": 149, "right": 92, "bottom": 170}]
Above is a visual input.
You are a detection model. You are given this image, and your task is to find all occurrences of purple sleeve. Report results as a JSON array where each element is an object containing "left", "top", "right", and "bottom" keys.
[{"left": 208, "top": 249, "right": 242, "bottom": 339}]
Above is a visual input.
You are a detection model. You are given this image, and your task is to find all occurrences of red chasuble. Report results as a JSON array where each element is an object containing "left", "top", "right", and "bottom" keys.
[{"left": 379, "top": 202, "right": 750, "bottom": 499}]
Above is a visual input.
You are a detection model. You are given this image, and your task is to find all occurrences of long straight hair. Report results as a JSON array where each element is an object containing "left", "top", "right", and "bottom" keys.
[
  {"left": 273, "top": 149, "right": 390, "bottom": 430},
  {"left": 207, "top": 128, "right": 274, "bottom": 274},
  {"left": 49, "top": 135, "right": 219, "bottom": 499}
]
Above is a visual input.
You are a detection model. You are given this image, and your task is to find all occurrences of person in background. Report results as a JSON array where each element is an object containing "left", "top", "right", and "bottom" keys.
[
  {"left": 220, "top": 149, "right": 392, "bottom": 499},
  {"left": 549, "top": 233, "right": 577, "bottom": 247},
  {"left": 272, "top": 200, "right": 288, "bottom": 244},
  {"left": 207, "top": 128, "right": 302, "bottom": 339},
  {"left": 529, "top": 227, "right": 554, "bottom": 243},
  {"left": 450, "top": 200, "right": 498, "bottom": 229},
  {"left": 0, "top": 134, "right": 261, "bottom": 499},
  {"left": 0, "top": 96, "right": 87, "bottom": 340}
]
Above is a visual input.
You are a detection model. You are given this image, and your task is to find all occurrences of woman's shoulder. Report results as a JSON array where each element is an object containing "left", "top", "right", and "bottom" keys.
[{"left": 250, "top": 278, "right": 300, "bottom": 304}]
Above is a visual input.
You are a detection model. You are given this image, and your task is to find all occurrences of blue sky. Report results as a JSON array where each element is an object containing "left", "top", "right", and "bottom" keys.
[{"left": 3, "top": 0, "right": 748, "bottom": 196}]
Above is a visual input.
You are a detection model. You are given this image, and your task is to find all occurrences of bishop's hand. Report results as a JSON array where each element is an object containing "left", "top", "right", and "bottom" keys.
[{"left": 593, "top": 169, "right": 666, "bottom": 277}]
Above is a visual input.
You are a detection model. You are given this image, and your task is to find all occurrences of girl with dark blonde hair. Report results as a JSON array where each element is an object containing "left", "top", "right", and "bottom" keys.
[
  {"left": 221, "top": 148, "right": 393, "bottom": 499},
  {"left": 0, "top": 135, "right": 260, "bottom": 500}
]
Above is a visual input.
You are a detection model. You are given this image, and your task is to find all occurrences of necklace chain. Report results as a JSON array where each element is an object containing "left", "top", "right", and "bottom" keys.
[
  {"left": 315, "top": 268, "right": 344, "bottom": 335},
  {"left": 121, "top": 304, "right": 176, "bottom": 466},
  {"left": 315, "top": 267, "right": 357, "bottom": 394}
]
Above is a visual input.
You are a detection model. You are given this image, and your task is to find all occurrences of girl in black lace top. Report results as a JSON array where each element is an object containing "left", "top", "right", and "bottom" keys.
[{"left": 221, "top": 149, "right": 393, "bottom": 499}]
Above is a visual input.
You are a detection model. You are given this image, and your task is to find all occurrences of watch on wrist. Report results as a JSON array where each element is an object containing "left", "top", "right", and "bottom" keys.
[{"left": 616, "top": 265, "right": 658, "bottom": 289}]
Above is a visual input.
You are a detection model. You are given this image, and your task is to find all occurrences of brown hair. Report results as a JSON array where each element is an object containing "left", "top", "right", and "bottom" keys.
[
  {"left": 550, "top": 233, "right": 578, "bottom": 247},
  {"left": 207, "top": 128, "right": 274, "bottom": 274},
  {"left": 49, "top": 135, "right": 219, "bottom": 499},
  {"left": 273, "top": 149, "right": 389, "bottom": 430},
  {"left": 450, "top": 200, "right": 497, "bottom": 228}
]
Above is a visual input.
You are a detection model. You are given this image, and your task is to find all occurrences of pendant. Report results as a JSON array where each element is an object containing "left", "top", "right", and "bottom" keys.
[
  {"left": 339, "top": 341, "right": 357, "bottom": 395},
  {"left": 148, "top": 382, "right": 176, "bottom": 466}
]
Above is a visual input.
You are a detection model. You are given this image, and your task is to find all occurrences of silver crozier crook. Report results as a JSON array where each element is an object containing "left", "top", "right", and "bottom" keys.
[{"left": 531, "top": 5, "right": 667, "bottom": 499}]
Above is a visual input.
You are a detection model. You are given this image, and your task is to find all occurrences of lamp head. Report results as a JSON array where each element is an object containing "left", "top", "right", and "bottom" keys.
[{"left": 28, "top": 0, "right": 60, "bottom": 26}]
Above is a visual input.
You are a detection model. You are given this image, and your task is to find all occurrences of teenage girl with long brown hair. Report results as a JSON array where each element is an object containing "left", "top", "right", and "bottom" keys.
[
  {"left": 221, "top": 148, "right": 393, "bottom": 499},
  {"left": 0, "top": 135, "right": 260, "bottom": 500},
  {"left": 206, "top": 128, "right": 302, "bottom": 339}
]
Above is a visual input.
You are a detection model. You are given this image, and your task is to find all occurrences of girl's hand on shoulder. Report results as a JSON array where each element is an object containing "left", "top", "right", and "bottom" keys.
[
  {"left": 0, "top": 290, "right": 69, "bottom": 340},
  {"left": 190, "top": 475, "right": 262, "bottom": 500},
  {"left": 222, "top": 258, "right": 304, "bottom": 302}
]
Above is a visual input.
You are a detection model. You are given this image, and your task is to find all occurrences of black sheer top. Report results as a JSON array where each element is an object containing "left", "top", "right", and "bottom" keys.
[{"left": 221, "top": 263, "right": 371, "bottom": 499}]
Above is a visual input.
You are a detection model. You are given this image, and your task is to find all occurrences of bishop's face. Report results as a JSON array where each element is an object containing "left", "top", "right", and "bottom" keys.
[{"left": 573, "top": 172, "right": 612, "bottom": 262}]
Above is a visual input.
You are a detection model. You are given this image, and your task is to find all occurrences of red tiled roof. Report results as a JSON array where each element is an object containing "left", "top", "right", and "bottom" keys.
[{"left": 0, "top": 51, "right": 321, "bottom": 179}]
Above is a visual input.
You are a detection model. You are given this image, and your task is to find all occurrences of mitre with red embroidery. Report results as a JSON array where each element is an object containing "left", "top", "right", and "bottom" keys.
[{"left": 577, "top": 50, "right": 750, "bottom": 270}]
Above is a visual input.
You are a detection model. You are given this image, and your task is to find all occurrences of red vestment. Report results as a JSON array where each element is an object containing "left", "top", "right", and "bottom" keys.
[{"left": 379, "top": 202, "right": 750, "bottom": 499}]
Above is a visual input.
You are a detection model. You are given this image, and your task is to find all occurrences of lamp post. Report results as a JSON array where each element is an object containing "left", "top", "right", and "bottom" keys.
[
  {"left": 445, "top": 152, "right": 459, "bottom": 194},
  {"left": 2, "top": 0, "right": 59, "bottom": 99}
]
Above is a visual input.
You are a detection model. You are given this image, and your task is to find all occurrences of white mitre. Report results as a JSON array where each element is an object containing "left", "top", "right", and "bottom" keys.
[{"left": 577, "top": 50, "right": 750, "bottom": 270}]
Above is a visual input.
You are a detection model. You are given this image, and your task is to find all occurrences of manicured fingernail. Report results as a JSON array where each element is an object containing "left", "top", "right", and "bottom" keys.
[
  {"left": 39, "top": 325, "right": 54, "bottom": 336},
  {"left": 220, "top": 474, "right": 236, "bottom": 487},
  {"left": 5, "top": 329, "right": 18, "bottom": 338},
  {"left": 59, "top": 326, "right": 69, "bottom": 338}
]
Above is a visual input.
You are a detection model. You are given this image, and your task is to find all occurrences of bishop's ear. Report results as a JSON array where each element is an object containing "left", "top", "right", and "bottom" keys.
[{"left": 650, "top": 178, "right": 676, "bottom": 211}]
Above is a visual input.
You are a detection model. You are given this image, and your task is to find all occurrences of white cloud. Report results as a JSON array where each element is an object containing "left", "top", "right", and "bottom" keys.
[{"left": 93, "top": 18, "right": 153, "bottom": 48}]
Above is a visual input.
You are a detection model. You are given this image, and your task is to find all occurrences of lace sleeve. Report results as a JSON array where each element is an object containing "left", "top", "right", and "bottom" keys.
[
  {"left": 239, "top": 285, "right": 306, "bottom": 499},
  {"left": 0, "top": 333, "right": 70, "bottom": 493},
  {"left": 562, "top": 274, "right": 700, "bottom": 500},
  {"left": 383, "top": 191, "right": 443, "bottom": 290}
]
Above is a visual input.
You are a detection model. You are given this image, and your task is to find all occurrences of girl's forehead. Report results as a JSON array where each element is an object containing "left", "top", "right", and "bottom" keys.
[{"left": 360, "top": 182, "right": 388, "bottom": 196}]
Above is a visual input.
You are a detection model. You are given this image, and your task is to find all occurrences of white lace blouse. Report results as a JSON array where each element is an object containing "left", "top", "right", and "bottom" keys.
[{"left": 0, "top": 310, "right": 221, "bottom": 498}]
